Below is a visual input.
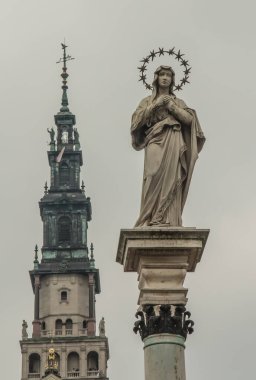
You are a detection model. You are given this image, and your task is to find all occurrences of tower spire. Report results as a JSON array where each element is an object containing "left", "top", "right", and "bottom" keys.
[
  {"left": 20, "top": 44, "right": 109, "bottom": 380},
  {"left": 57, "top": 42, "right": 74, "bottom": 112}
]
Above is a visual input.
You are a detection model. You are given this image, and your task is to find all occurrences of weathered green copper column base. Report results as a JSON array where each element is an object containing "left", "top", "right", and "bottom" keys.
[{"left": 144, "top": 334, "right": 186, "bottom": 380}]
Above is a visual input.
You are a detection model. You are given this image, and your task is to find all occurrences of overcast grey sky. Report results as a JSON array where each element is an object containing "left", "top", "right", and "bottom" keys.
[{"left": 0, "top": 1, "right": 256, "bottom": 379}]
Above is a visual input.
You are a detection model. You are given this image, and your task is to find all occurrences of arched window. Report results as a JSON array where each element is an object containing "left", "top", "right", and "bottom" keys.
[
  {"left": 67, "top": 352, "right": 80, "bottom": 373},
  {"left": 55, "top": 319, "right": 62, "bottom": 335},
  {"left": 59, "top": 162, "right": 69, "bottom": 186},
  {"left": 29, "top": 353, "right": 41, "bottom": 374},
  {"left": 41, "top": 321, "right": 46, "bottom": 330},
  {"left": 87, "top": 351, "right": 99, "bottom": 376},
  {"left": 58, "top": 216, "right": 71, "bottom": 244},
  {"left": 66, "top": 319, "right": 73, "bottom": 335},
  {"left": 61, "top": 291, "right": 67, "bottom": 301}
]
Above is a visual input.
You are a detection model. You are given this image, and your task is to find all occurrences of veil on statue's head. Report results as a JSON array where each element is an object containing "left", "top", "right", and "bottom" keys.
[{"left": 152, "top": 65, "right": 176, "bottom": 99}]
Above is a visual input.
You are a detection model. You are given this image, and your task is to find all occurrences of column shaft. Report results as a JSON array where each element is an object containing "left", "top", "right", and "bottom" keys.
[
  {"left": 32, "top": 275, "right": 41, "bottom": 337},
  {"left": 80, "top": 349, "right": 87, "bottom": 377},
  {"left": 34, "top": 285, "right": 39, "bottom": 320},
  {"left": 144, "top": 334, "right": 186, "bottom": 380},
  {"left": 88, "top": 273, "right": 95, "bottom": 318},
  {"left": 61, "top": 349, "right": 66, "bottom": 377},
  {"left": 87, "top": 273, "right": 96, "bottom": 336}
]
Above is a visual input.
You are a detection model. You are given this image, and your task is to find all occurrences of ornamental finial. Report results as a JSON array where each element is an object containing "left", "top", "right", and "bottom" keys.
[
  {"left": 34, "top": 244, "right": 39, "bottom": 269},
  {"left": 81, "top": 180, "right": 85, "bottom": 193},
  {"left": 56, "top": 42, "right": 75, "bottom": 112},
  {"left": 90, "top": 243, "right": 95, "bottom": 267},
  {"left": 90, "top": 243, "right": 94, "bottom": 259}
]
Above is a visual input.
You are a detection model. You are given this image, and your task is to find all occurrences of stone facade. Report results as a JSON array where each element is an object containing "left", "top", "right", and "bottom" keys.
[
  {"left": 39, "top": 274, "right": 90, "bottom": 332},
  {"left": 21, "top": 336, "right": 109, "bottom": 380}
]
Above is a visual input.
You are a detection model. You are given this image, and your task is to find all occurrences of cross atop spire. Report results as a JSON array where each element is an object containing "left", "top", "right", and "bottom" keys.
[{"left": 56, "top": 42, "right": 75, "bottom": 112}]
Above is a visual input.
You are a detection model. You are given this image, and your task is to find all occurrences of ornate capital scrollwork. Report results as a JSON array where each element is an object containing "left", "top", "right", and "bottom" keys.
[{"left": 133, "top": 305, "right": 194, "bottom": 341}]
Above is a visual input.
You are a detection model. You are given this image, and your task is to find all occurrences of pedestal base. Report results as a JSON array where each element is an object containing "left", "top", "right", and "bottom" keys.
[
  {"left": 87, "top": 318, "right": 96, "bottom": 336},
  {"left": 32, "top": 320, "right": 41, "bottom": 338},
  {"left": 116, "top": 227, "right": 209, "bottom": 305}
]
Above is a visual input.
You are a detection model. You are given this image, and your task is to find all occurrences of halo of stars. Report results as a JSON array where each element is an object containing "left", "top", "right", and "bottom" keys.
[{"left": 138, "top": 47, "right": 191, "bottom": 92}]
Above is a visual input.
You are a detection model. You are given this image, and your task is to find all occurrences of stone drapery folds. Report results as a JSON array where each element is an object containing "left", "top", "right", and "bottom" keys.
[{"left": 131, "top": 66, "right": 205, "bottom": 227}]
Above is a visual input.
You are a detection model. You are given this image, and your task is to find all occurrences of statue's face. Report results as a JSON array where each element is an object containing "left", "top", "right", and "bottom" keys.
[{"left": 158, "top": 69, "right": 172, "bottom": 89}]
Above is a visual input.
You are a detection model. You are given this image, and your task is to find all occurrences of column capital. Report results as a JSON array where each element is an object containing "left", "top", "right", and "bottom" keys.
[{"left": 134, "top": 304, "right": 194, "bottom": 341}]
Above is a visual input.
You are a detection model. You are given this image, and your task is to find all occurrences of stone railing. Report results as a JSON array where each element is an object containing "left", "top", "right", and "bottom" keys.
[
  {"left": 67, "top": 371, "right": 80, "bottom": 378},
  {"left": 87, "top": 370, "right": 100, "bottom": 377},
  {"left": 41, "top": 328, "right": 87, "bottom": 337},
  {"left": 28, "top": 373, "right": 40, "bottom": 379},
  {"left": 40, "top": 329, "right": 66, "bottom": 336},
  {"left": 79, "top": 328, "right": 87, "bottom": 335}
]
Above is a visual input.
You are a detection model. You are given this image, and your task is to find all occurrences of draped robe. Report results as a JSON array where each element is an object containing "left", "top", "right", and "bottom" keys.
[{"left": 131, "top": 95, "right": 205, "bottom": 227}]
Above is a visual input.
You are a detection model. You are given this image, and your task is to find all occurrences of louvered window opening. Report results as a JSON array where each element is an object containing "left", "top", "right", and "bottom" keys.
[{"left": 58, "top": 217, "right": 71, "bottom": 243}]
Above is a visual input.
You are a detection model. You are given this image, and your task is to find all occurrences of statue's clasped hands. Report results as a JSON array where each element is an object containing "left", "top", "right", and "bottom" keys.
[{"left": 154, "top": 95, "right": 175, "bottom": 112}]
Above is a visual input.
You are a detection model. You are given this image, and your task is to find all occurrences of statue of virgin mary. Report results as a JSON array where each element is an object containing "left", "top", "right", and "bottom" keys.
[{"left": 131, "top": 65, "right": 205, "bottom": 227}]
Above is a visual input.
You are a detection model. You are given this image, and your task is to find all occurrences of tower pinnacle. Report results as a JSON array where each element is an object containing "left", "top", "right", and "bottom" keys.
[{"left": 56, "top": 42, "right": 75, "bottom": 113}]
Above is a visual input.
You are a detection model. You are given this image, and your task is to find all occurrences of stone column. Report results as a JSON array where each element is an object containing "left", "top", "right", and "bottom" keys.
[
  {"left": 87, "top": 273, "right": 96, "bottom": 336},
  {"left": 34, "top": 275, "right": 40, "bottom": 320},
  {"left": 99, "top": 348, "right": 106, "bottom": 376},
  {"left": 32, "top": 275, "right": 41, "bottom": 337},
  {"left": 144, "top": 334, "right": 186, "bottom": 380},
  {"left": 116, "top": 227, "right": 209, "bottom": 380},
  {"left": 42, "top": 349, "right": 48, "bottom": 378},
  {"left": 61, "top": 347, "right": 66, "bottom": 377},
  {"left": 80, "top": 345, "right": 87, "bottom": 377},
  {"left": 21, "top": 346, "right": 28, "bottom": 379}
]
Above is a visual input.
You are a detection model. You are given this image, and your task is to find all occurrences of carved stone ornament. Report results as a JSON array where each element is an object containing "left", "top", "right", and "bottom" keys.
[
  {"left": 133, "top": 304, "right": 194, "bottom": 341},
  {"left": 57, "top": 262, "right": 69, "bottom": 272}
]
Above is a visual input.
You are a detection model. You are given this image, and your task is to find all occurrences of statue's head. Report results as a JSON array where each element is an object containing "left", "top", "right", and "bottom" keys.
[{"left": 152, "top": 65, "right": 175, "bottom": 98}]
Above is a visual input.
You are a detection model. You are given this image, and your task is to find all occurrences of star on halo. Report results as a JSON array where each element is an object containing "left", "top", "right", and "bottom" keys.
[
  {"left": 183, "top": 67, "right": 191, "bottom": 75},
  {"left": 175, "top": 49, "right": 184, "bottom": 61},
  {"left": 175, "top": 84, "right": 182, "bottom": 91},
  {"left": 138, "top": 47, "right": 191, "bottom": 92},
  {"left": 181, "top": 76, "right": 190, "bottom": 85},
  {"left": 168, "top": 48, "right": 175, "bottom": 55},
  {"left": 158, "top": 48, "right": 164, "bottom": 56},
  {"left": 139, "top": 74, "right": 146, "bottom": 82},
  {"left": 141, "top": 57, "right": 150, "bottom": 64},
  {"left": 137, "top": 65, "right": 147, "bottom": 73},
  {"left": 149, "top": 50, "right": 156, "bottom": 60},
  {"left": 181, "top": 59, "right": 189, "bottom": 67}
]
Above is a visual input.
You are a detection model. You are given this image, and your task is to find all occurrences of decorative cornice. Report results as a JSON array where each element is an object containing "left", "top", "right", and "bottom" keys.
[{"left": 134, "top": 304, "right": 194, "bottom": 341}]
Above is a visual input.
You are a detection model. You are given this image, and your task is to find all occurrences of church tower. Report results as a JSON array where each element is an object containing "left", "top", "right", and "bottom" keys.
[{"left": 20, "top": 44, "right": 109, "bottom": 380}]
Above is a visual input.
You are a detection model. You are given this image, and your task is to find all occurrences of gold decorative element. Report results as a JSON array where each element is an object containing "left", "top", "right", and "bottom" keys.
[{"left": 45, "top": 346, "right": 59, "bottom": 371}]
